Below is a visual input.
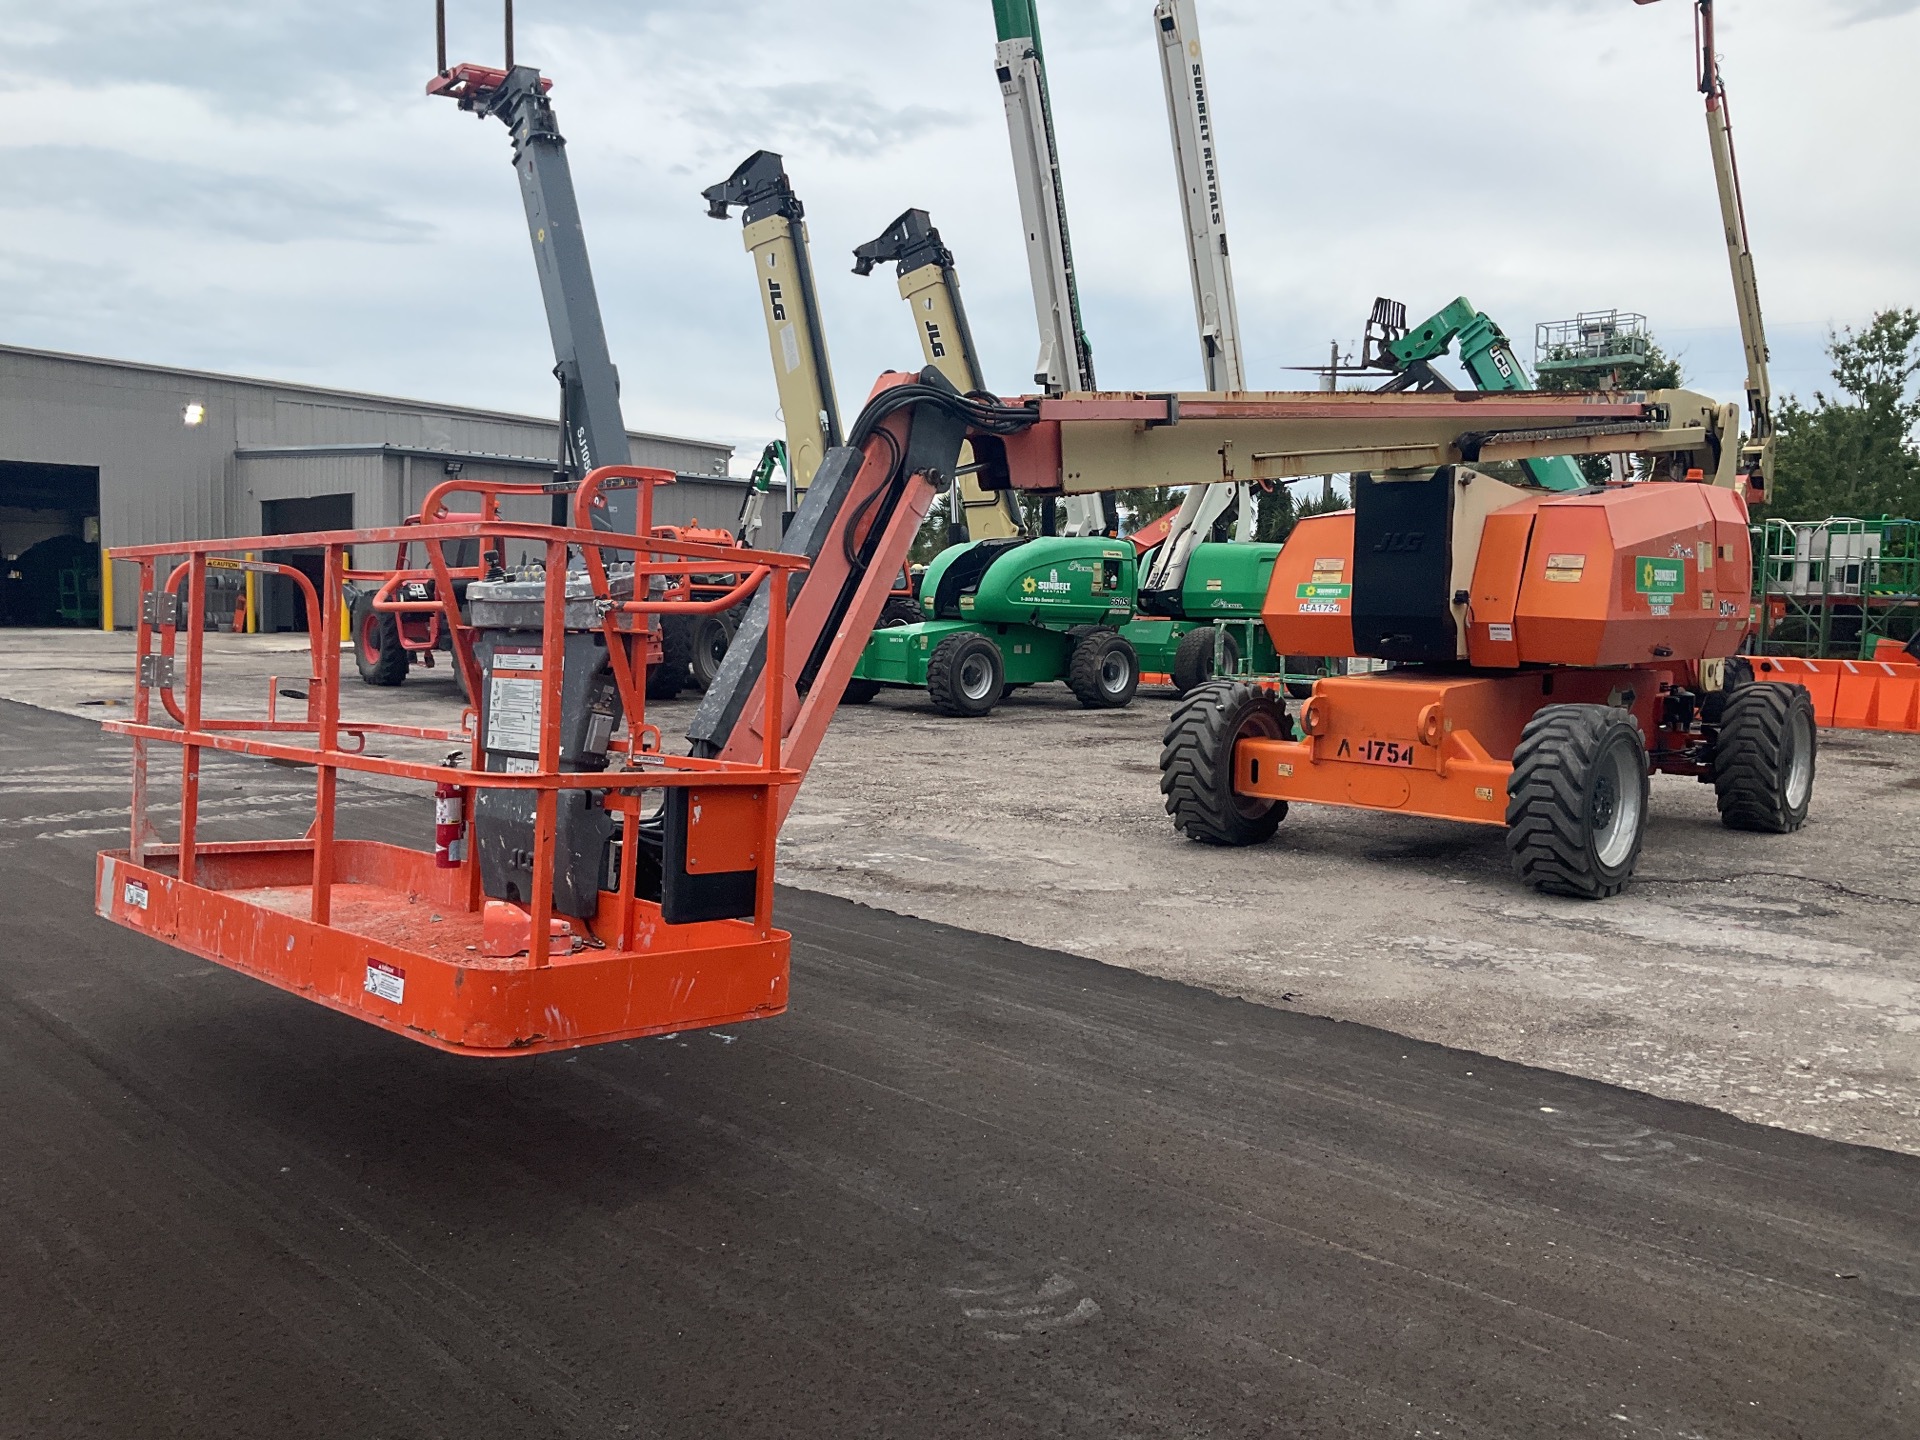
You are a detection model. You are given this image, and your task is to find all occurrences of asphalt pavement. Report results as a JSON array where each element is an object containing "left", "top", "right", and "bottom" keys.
[{"left": 1, "top": 698, "right": 1914, "bottom": 1438}]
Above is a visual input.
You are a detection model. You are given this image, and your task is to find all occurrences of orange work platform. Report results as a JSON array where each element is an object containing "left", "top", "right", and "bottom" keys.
[
  {"left": 1750, "top": 648, "right": 1920, "bottom": 735},
  {"left": 95, "top": 467, "right": 806, "bottom": 1056},
  {"left": 96, "top": 840, "right": 787, "bottom": 1055}
]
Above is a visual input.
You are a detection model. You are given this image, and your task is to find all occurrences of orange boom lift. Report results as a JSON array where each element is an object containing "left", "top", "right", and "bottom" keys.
[{"left": 92, "top": 1, "right": 1801, "bottom": 1057}]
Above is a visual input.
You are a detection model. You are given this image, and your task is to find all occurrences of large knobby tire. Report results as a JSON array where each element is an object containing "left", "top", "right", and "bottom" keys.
[
  {"left": 1159, "top": 680, "right": 1290, "bottom": 846},
  {"left": 927, "top": 633, "right": 1004, "bottom": 718},
  {"left": 647, "top": 615, "right": 694, "bottom": 700},
  {"left": 1068, "top": 627, "right": 1139, "bottom": 709},
  {"left": 687, "top": 612, "right": 735, "bottom": 692},
  {"left": 1171, "top": 625, "right": 1240, "bottom": 697},
  {"left": 878, "top": 595, "right": 925, "bottom": 629},
  {"left": 841, "top": 679, "right": 883, "bottom": 706},
  {"left": 351, "top": 594, "right": 408, "bottom": 687},
  {"left": 1698, "top": 654, "right": 1755, "bottom": 727},
  {"left": 1713, "top": 683, "right": 1816, "bottom": 833},
  {"left": 1505, "top": 704, "right": 1649, "bottom": 900}
]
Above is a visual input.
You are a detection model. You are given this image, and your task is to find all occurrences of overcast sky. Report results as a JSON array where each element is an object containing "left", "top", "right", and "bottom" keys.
[{"left": 3, "top": 0, "right": 1915, "bottom": 468}]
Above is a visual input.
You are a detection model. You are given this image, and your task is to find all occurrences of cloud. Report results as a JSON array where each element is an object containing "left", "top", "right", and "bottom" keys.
[
  {"left": 0, "top": 0, "right": 1913, "bottom": 453},
  {"left": 0, "top": 145, "right": 416, "bottom": 243},
  {"left": 677, "top": 82, "right": 967, "bottom": 163},
  {"left": 1838, "top": 0, "right": 1920, "bottom": 18}
]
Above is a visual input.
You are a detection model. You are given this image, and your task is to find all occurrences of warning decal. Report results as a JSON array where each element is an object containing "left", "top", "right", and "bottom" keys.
[
  {"left": 487, "top": 674, "right": 543, "bottom": 754},
  {"left": 365, "top": 960, "right": 406, "bottom": 1005}
]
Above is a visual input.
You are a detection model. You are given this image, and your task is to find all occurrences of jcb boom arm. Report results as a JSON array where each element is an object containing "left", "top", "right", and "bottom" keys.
[
  {"left": 705, "top": 151, "right": 843, "bottom": 494},
  {"left": 1376, "top": 297, "right": 1588, "bottom": 492}
]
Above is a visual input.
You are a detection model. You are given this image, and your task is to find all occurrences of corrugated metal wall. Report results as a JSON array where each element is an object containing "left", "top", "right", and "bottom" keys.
[{"left": 0, "top": 343, "right": 733, "bottom": 625}]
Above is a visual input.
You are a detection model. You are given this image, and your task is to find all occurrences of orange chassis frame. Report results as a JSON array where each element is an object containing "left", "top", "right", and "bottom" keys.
[
  {"left": 1234, "top": 665, "right": 1707, "bottom": 826},
  {"left": 95, "top": 468, "right": 807, "bottom": 1056}
]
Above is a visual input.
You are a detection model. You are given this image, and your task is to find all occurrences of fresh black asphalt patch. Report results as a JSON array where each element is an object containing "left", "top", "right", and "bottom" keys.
[{"left": 0, "top": 699, "right": 1912, "bottom": 1437}]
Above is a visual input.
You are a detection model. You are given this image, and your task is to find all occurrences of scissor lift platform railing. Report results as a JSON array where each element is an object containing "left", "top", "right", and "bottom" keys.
[{"left": 94, "top": 474, "right": 807, "bottom": 1056}]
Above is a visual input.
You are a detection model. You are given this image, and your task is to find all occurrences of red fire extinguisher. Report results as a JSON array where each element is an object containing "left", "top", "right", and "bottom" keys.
[{"left": 434, "top": 780, "right": 466, "bottom": 868}]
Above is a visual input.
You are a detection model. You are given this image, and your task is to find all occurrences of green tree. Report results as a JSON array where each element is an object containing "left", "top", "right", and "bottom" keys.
[
  {"left": 1254, "top": 482, "right": 1347, "bottom": 543},
  {"left": 1771, "top": 308, "right": 1920, "bottom": 519}
]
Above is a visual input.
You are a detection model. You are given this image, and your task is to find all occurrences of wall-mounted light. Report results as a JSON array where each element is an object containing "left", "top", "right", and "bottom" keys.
[{"left": 182, "top": 402, "right": 206, "bottom": 427}]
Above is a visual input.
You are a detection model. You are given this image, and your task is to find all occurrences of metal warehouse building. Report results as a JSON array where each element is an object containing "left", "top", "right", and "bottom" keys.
[{"left": 0, "top": 342, "right": 743, "bottom": 631}]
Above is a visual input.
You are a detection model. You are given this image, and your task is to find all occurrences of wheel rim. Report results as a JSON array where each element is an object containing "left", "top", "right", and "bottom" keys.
[
  {"left": 1232, "top": 710, "right": 1286, "bottom": 820},
  {"left": 1100, "top": 648, "right": 1131, "bottom": 695},
  {"left": 1590, "top": 738, "right": 1643, "bottom": 870},
  {"left": 1785, "top": 706, "right": 1814, "bottom": 809},
  {"left": 959, "top": 652, "right": 995, "bottom": 701},
  {"left": 704, "top": 629, "right": 729, "bottom": 672},
  {"left": 359, "top": 613, "right": 381, "bottom": 663}
]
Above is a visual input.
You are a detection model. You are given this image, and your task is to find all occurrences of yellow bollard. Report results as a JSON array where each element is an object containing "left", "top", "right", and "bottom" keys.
[
  {"left": 244, "top": 552, "right": 258, "bottom": 634},
  {"left": 100, "top": 544, "right": 114, "bottom": 633}
]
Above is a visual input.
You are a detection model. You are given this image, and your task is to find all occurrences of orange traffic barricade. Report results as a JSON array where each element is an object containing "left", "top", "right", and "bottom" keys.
[{"left": 1750, "top": 649, "right": 1920, "bottom": 735}]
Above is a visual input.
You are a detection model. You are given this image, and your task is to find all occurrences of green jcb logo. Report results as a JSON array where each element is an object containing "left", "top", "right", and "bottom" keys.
[{"left": 1635, "top": 558, "right": 1685, "bottom": 595}]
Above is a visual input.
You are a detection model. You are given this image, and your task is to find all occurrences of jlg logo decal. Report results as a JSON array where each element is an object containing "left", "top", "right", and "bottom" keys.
[
  {"left": 766, "top": 279, "right": 787, "bottom": 321},
  {"left": 1372, "top": 531, "right": 1425, "bottom": 554},
  {"left": 924, "top": 320, "right": 947, "bottom": 358}
]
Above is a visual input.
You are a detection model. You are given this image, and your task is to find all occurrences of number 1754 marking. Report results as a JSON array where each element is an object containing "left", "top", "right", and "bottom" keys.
[{"left": 1336, "top": 737, "right": 1415, "bottom": 767}]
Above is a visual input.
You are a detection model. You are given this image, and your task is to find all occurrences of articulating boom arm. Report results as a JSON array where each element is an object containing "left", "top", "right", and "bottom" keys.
[
  {"left": 853, "top": 208, "right": 1024, "bottom": 541},
  {"left": 428, "top": 62, "right": 628, "bottom": 525},
  {"left": 687, "top": 371, "right": 1015, "bottom": 811},
  {"left": 1696, "top": 0, "right": 1774, "bottom": 494},
  {"left": 705, "top": 151, "right": 844, "bottom": 494},
  {"left": 1635, "top": 0, "right": 1773, "bottom": 497}
]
